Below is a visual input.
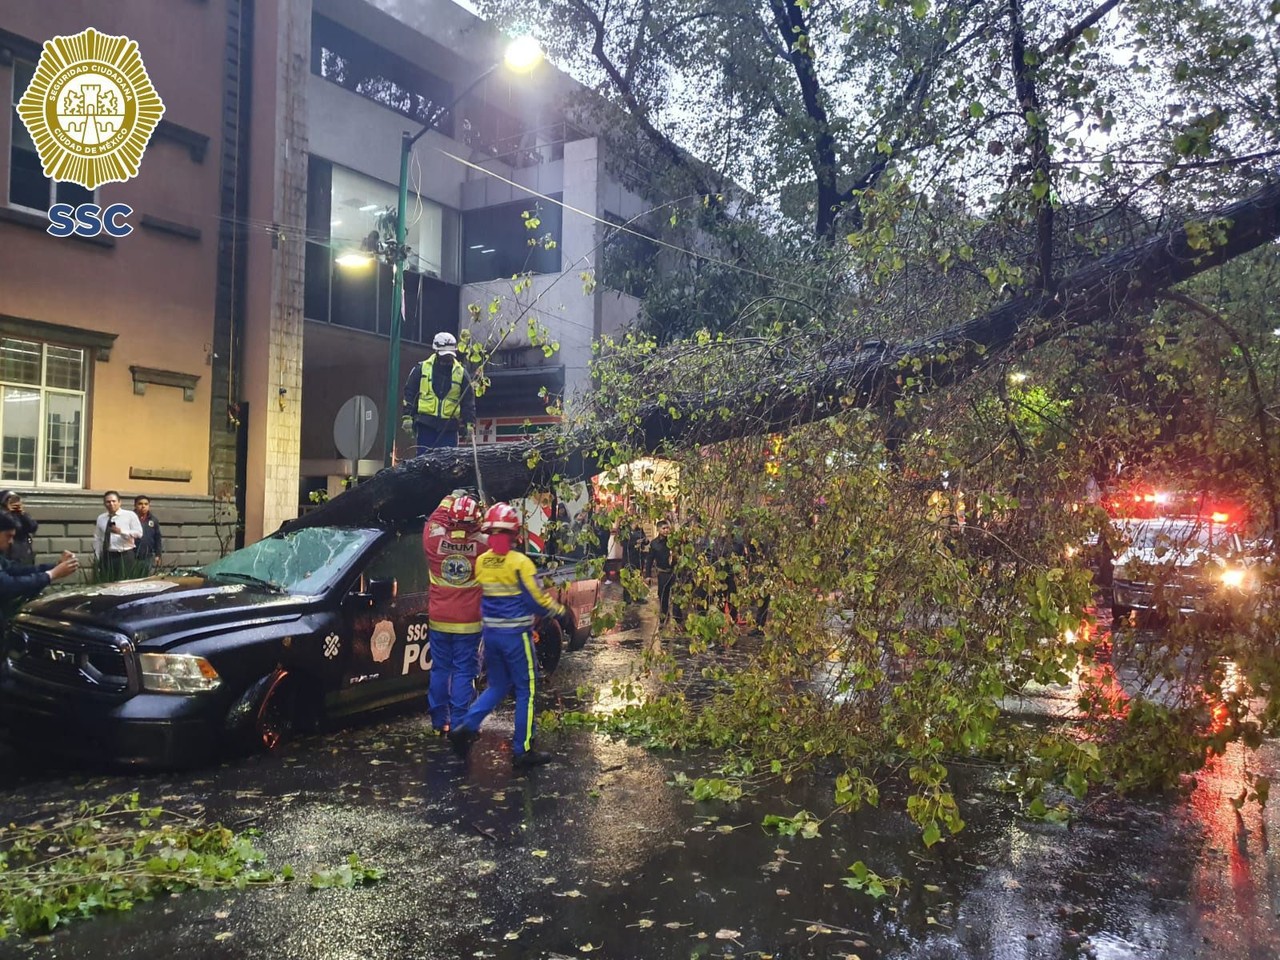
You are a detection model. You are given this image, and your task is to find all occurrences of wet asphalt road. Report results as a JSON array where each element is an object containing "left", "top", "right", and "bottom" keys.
[{"left": 1, "top": 599, "right": 1279, "bottom": 959}]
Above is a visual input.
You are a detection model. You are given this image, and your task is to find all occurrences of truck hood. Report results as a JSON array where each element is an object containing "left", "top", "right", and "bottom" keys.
[{"left": 17, "top": 576, "right": 309, "bottom": 642}]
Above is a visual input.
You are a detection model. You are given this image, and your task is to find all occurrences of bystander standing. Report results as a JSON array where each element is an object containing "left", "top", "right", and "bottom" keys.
[
  {"left": 0, "top": 491, "right": 38, "bottom": 565},
  {"left": 645, "top": 518, "right": 680, "bottom": 628},
  {"left": 93, "top": 491, "right": 143, "bottom": 579},
  {"left": 133, "top": 495, "right": 163, "bottom": 573}
]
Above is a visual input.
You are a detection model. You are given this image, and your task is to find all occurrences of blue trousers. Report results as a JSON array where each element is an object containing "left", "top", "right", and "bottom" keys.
[
  {"left": 414, "top": 423, "right": 458, "bottom": 453},
  {"left": 454, "top": 627, "right": 538, "bottom": 755},
  {"left": 427, "top": 630, "right": 481, "bottom": 731}
]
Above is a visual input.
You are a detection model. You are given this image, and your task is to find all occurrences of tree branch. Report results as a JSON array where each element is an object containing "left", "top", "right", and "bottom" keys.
[
  {"left": 1009, "top": 0, "right": 1055, "bottom": 291},
  {"left": 284, "top": 178, "right": 1280, "bottom": 533},
  {"left": 765, "top": 0, "right": 845, "bottom": 239},
  {"left": 1043, "top": 0, "right": 1124, "bottom": 61},
  {"left": 1157, "top": 289, "right": 1280, "bottom": 537},
  {"left": 568, "top": 0, "right": 716, "bottom": 196}
]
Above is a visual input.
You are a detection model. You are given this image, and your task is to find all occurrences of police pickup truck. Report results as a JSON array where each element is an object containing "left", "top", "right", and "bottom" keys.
[
  {"left": 1110, "top": 516, "right": 1264, "bottom": 621},
  {"left": 0, "top": 523, "right": 598, "bottom": 767}
]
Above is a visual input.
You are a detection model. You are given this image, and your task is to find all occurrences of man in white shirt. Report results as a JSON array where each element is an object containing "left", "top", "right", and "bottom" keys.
[{"left": 93, "top": 490, "right": 144, "bottom": 579}]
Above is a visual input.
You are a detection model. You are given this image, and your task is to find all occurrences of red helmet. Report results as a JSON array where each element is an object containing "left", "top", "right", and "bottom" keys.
[
  {"left": 448, "top": 494, "right": 481, "bottom": 526},
  {"left": 482, "top": 502, "right": 520, "bottom": 533}
]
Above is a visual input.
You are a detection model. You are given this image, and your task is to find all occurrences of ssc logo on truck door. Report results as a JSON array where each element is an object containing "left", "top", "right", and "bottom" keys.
[{"left": 370, "top": 620, "right": 395, "bottom": 663}]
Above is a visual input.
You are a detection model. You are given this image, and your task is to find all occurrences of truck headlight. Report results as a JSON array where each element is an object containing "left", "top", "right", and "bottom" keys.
[
  {"left": 1220, "top": 567, "right": 1249, "bottom": 590},
  {"left": 139, "top": 653, "right": 222, "bottom": 693}
]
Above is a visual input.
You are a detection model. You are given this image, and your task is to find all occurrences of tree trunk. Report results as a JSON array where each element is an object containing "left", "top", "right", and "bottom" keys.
[{"left": 283, "top": 178, "right": 1280, "bottom": 534}]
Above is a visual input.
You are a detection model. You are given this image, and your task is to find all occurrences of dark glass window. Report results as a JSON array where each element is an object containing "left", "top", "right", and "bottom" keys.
[
  {"left": 305, "top": 158, "right": 459, "bottom": 344},
  {"left": 462, "top": 197, "right": 563, "bottom": 284},
  {"left": 304, "top": 157, "right": 333, "bottom": 324},
  {"left": 460, "top": 102, "right": 525, "bottom": 159},
  {"left": 311, "top": 16, "right": 454, "bottom": 137},
  {"left": 9, "top": 61, "right": 93, "bottom": 212},
  {"left": 364, "top": 531, "right": 430, "bottom": 596}
]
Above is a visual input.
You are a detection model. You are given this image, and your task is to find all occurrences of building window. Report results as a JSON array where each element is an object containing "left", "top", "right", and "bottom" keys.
[
  {"left": 8, "top": 60, "right": 93, "bottom": 213},
  {"left": 311, "top": 16, "right": 454, "bottom": 137},
  {"left": 304, "top": 158, "right": 459, "bottom": 344},
  {"left": 462, "top": 198, "right": 563, "bottom": 284},
  {"left": 0, "top": 338, "right": 86, "bottom": 487},
  {"left": 328, "top": 164, "right": 444, "bottom": 279}
]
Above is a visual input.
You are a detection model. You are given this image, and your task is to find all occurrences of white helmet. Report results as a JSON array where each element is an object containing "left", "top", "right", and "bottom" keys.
[{"left": 432, "top": 332, "right": 458, "bottom": 355}]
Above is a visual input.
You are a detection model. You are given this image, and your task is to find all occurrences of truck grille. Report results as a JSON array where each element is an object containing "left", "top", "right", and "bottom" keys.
[{"left": 6, "top": 622, "right": 134, "bottom": 696}]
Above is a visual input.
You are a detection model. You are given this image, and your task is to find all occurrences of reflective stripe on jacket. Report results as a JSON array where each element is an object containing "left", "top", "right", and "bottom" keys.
[
  {"left": 475, "top": 549, "right": 563, "bottom": 630},
  {"left": 417, "top": 357, "right": 465, "bottom": 420},
  {"left": 422, "top": 506, "right": 486, "bottom": 633}
]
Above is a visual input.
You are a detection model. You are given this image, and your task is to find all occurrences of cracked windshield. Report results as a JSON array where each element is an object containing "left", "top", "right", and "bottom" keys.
[{"left": 200, "top": 527, "right": 377, "bottom": 594}]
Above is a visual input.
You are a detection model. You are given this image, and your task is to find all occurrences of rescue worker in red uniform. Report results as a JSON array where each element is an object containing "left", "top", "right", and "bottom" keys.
[
  {"left": 422, "top": 493, "right": 487, "bottom": 734},
  {"left": 449, "top": 502, "right": 564, "bottom": 768}
]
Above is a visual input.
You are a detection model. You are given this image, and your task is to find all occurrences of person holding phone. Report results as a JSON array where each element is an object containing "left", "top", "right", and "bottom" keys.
[
  {"left": 0, "top": 511, "right": 77, "bottom": 629},
  {"left": 0, "top": 490, "right": 38, "bottom": 565},
  {"left": 93, "top": 490, "right": 144, "bottom": 579}
]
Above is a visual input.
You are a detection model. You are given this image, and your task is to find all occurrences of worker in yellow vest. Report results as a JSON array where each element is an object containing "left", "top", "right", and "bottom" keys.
[{"left": 401, "top": 332, "right": 476, "bottom": 453}]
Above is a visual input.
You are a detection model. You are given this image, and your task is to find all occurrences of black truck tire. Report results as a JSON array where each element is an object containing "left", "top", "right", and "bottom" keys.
[
  {"left": 562, "top": 608, "right": 587, "bottom": 652},
  {"left": 536, "top": 616, "right": 564, "bottom": 676},
  {"left": 226, "top": 669, "right": 302, "bottom": 754}
]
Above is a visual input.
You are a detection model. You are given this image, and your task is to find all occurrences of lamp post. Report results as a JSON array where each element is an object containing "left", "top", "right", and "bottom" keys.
[{"left": 382, "top": 35, "right": 543, "bottom": 466}]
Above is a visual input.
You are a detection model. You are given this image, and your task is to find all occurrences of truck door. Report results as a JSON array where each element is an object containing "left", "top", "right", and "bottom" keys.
[{"left": 338, "top": 530, "right": 431, "bottom": 712}]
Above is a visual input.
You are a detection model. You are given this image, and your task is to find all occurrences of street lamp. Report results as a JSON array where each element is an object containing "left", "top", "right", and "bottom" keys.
[
  {"left": 335, "top": 251, "right": 374, "bottom": 268},
  {"left": 381, "top": 36, "right": 544, "bottom": 466}
]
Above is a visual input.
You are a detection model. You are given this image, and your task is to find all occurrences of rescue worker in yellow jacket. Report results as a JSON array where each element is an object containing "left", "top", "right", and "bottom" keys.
[
  {"left": 401, "top": 332, "right": 475, "bottom": 452},
  {"left": 449, "top": 502, "right": 564, "bottom": 768}
]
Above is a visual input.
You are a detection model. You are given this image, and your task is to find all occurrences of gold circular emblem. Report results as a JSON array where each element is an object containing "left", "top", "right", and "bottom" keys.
[{"left": 15, "top": 27, "right": 165, "bottom": 191}]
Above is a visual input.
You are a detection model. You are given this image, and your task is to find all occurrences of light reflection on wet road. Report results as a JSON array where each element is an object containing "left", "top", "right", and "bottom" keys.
[{"left": 1, "top": 596, "right": 1278, "bottom": 959}]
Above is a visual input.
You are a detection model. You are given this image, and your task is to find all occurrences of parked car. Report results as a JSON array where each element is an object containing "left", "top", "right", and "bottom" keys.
[
  {"left": 1110, "top": 516, "right": 1263, "bottom": 621},
  {"left": 0, "top": 523, "right": 600, "bottom": 767}
]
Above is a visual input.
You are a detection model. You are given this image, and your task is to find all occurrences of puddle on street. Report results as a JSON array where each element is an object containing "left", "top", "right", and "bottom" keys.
[{"left": 1, "top": 596, "right": 1278, "bottom": 959}]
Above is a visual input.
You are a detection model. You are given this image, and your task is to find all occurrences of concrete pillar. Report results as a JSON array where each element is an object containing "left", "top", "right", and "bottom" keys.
[
  {"left": 559, "top": 137, "right": 602, "bottom": 410},
  {"left": 242, "top": 0, "right": 309, "bottom": 542}
]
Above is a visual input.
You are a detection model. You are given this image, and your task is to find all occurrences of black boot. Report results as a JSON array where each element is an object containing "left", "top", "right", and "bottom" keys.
[
  {"left": 513, "top": 749, "right": 554, "bottom": 769},
  {"left": 448, "top": 727, "right": 477, "bottom": 758}
]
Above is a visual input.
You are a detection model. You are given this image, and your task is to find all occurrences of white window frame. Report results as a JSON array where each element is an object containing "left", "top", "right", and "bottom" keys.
[
  {"left": 7, "top": 58, "right": 97, "bottom": 216},
  {"left": 0, "top": 340, "right": 88, "bottom": 489}
]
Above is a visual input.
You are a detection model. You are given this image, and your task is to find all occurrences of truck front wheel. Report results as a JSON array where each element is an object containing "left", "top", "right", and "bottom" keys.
[
  {"left": 225, "top": 669, "right": 307, "bottom": 754},
  {"left": 255, "top": 670, "right": 297, "bottom": 750}
]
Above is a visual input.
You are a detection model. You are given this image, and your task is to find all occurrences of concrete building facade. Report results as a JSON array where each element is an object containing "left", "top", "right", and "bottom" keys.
[
  {"left": 0, "top": 0, "right": 645, "bottom": 559},
  {"left": 0, "top": 0, "right": 254, "bottom": 563}
]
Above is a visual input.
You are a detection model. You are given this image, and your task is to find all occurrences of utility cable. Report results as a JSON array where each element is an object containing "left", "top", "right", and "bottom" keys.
[{"left": 430, "top": 145, "right": 824, "bottom": 296}]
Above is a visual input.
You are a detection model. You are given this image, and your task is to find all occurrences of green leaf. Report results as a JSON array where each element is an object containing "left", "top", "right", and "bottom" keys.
[{"left": 922, "top": 822, "right": 942, "bottom": 847}]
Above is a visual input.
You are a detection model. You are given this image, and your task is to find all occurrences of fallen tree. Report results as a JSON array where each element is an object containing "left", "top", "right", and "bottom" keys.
[{"left": 284, "top": 176, "right": 1280, "bottom": 533}]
